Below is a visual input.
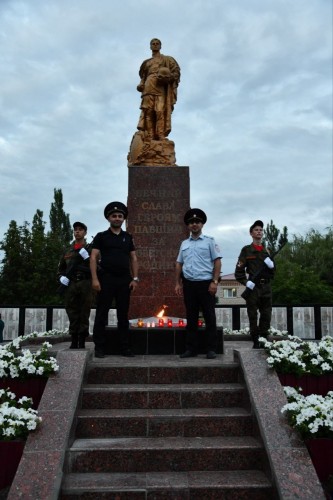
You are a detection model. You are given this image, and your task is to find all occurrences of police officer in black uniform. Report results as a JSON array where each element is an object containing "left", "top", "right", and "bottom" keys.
[
  {"left": 234, "top": 220, "right": 275, "bottom": 348},
  {"left": 57, "top": 221, "right": 93, "bottom": 349},
  {"left": 90, "top": 202, "right": 139, "bottom": 358}
]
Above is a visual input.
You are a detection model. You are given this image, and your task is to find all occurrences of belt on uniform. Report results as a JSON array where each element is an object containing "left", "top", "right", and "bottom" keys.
[
  {"left": 254, "top": 278, "right": 270, "bottom": 285},
  {"left": 73, "top": 274, "right": 89, "bottom": 282}
]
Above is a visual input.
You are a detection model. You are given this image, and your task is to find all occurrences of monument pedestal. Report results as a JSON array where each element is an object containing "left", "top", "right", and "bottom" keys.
[
  {"left": 105, "top": 326, "right": 224, "bottom": 355},
  {"left": 127, "top": 166, "right": 190, "bottom": 319}
]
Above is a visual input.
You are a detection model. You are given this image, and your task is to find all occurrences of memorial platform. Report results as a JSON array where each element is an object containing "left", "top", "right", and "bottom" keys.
[{"left": 105, "top": 326, "right": 224, "bottom": 355}]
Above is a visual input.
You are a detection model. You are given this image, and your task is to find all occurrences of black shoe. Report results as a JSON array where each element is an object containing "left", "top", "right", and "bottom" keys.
[
  {"left": 179, "top": 350, "right": 197, "bottom": 358},
  {"left": 94, "top": 350, "right": 105, "bottom": 358},
  {"left": 206, "top": 351, "right": 217, "bottom": 359},
  {"left": 252, "top": 341, "right": 260, "bottom": 349},
  {"left": 69, "top": 342, "right": 78, "bottom": 349},
  {"left": 122, "top": 349, "right": 135, "bottom": 357}
]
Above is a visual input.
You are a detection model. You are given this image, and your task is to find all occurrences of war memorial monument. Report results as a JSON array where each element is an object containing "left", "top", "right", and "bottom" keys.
[{"left": 127, "top": 38, "right": 189, "bottom": 320}]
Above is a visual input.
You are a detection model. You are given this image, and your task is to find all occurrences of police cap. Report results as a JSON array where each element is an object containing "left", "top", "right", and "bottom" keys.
[
  {"left": 104, "top": 201, "right": 128, "bottom": 219},
  {"left": 249, "top": 220, "right": 264, "bottom": 232},
  {"left": 184, "top": 208, "right": 207, "bottom": 225},
  {"left": 73, "top": 221, "right": 87, "bottom": 231}
]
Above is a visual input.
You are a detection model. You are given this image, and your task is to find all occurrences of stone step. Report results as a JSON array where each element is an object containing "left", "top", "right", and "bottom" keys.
[
  {"left": 66, "top": 436, "right": 265, "bottom": 473},
  {"left": 81, "top": 382, "right": 246, "bottom": 409},
  {"left": 60, "top": 470, "right": 273, "bottom": 499},
  {"left": 76, "top": 407, "right": 253, "bottom": 438},
  {"left": 86, "top": 362, "right": 240, "bottom": 385}
]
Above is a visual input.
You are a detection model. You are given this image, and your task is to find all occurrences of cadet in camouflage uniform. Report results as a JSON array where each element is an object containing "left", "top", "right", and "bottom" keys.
[
  {"left": 57, "top": 222, "right": 93, "bottom": 349},
  {"left": 234, "top": 220, "right": 275, "bottom": 349}
]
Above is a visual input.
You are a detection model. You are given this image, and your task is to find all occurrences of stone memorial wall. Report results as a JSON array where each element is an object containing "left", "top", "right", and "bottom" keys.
[{"left": 0, "top": 305, "right": 332, "bottom": 341}]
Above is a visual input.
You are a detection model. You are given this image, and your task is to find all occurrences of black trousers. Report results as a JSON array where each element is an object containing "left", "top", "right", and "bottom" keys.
[
  {"left": 93, "top": 273, "right": 131, "bottom": 352},
  {"left": 182, "top": 278, "right": 217, "bottom": 353}
]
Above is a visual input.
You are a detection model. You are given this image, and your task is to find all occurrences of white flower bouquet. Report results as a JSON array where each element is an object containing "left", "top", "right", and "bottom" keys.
[
  {"left": 261, "top": 335, "right": 333, "bottom": 376},
  {"left": 0, "top": 341, "right": 59, "bottom": 379},
  {"left": 282, "top": 386, "right": 333, "bottom": 439},
  {"left": 0, "top": 388, "right": 42, "bottom": 441}
]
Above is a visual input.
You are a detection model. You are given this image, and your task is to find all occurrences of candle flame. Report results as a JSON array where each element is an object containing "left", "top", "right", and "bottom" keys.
[{"left": 156, "top": 305, "right": 168, "bottom": 318}]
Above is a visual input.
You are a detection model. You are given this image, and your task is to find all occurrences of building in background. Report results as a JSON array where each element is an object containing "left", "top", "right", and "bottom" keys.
[{"left": 217, "top": 273, "right": 245, "bottom": 305}]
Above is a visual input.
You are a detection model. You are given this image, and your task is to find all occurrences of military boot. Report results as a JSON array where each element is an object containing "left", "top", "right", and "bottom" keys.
[
  {"left": 251, "top": 332, "right": 260, "bottom": 349},
  {"left": 70, "top": 333, "right": 79, "bottom": 349},
  {"left": 78, "top": 334, "right": 86, "bottom": 349}
]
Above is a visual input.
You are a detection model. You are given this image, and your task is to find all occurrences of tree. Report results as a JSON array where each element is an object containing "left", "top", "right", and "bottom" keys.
[
  {"left": 272, "top": 227, "right": 333, "bottom": 305},
  {"left": 0, "top": 220, "right": 31, "bottom": 303},
  {"left": 263, "top": 220, "right": 288, "bottom": 253},
  {"left": 45, "top": 188, "right": 72, "bottom": 303},
  {"left": 49, "top": 188, "right": 71, "bottom": 242},
  {"left": 0, "top": 189, "right": 72, "bottom": 305},
  {"left": 29, "top": 209, "right": 48, "bottom": 302},
  {"left": 289, "top": 228, "right": 333, "bottom": 287}
]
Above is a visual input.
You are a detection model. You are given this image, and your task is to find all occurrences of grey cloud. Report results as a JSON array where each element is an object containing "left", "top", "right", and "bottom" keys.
[{"left": 0, "top": 0, "right": 331, "bottom": 274}]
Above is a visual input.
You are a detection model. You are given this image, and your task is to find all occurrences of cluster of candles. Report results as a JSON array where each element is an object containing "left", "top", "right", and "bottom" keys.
[{"left": 135, "top": 318, "right": 204, "bottom": 328}]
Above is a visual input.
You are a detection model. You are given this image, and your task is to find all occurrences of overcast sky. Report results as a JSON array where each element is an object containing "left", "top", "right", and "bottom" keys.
[{"left": 1, "top": 0, "right": 332, "bottom": 274}]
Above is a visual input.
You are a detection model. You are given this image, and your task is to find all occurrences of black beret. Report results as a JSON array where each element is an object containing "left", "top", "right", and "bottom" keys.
[
  {"left": 184, "top": 208, "right": 207, "bottom": 225},
  {"left": 104, "top": 201, "right": 128, "bottom": 219},
  {"left": 73, "top": 221, "right": 87, "bottom": 231},
  {"left": 249, "top": 220, "right": 264, "bottom": 232}
]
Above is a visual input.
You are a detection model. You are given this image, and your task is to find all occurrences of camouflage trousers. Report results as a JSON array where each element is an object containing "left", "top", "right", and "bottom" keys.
[
  {"left": 246, "top": 284, "right": 272, "bottom": 340},
  {"left": 65, "top": 280, "right": 93, "bottom": 338}
]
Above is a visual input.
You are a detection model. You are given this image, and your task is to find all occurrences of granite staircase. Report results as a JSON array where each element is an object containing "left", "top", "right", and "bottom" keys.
[{"left": 60, "top": 357, "right": 276, "bottom": 499}]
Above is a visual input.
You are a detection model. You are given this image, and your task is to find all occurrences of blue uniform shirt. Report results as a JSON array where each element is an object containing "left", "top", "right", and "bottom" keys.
[{"left": 176, "top": 234, "right": 222, "bottom": 281}]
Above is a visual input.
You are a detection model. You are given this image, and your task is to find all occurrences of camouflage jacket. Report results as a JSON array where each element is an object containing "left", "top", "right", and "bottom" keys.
[
  {"left": 57, "top": 241, "right": 92, "bottom": 283},
  {"left": 234, "top": 244, "right": 275, "bottom": 285}
]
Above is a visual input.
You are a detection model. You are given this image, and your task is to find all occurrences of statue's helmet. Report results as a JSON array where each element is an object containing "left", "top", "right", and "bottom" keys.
[{"left": 157, "top": 67, "right": 171, "bottom": 82}]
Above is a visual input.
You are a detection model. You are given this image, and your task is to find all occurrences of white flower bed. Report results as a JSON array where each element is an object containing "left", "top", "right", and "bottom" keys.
[
  {"left": 223, "top": 327, "right": 288, "bottom": 336},
  {"left": 282, "top": 386, "right": 333, "bottom": 439},
  {"left": 261, "top": 335, "right": 333, "bottom": 376},
  {"left": 0, "top": 341, "right": 59, "bottom": 379},
  {"left": 15, "top": 328, "right": 69, "bottom": 345},
  {"left": 0, "top": 388, "right": 42, "bottom": 441}
]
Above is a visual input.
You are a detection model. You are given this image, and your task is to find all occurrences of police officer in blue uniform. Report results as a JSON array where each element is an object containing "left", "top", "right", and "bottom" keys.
[
  {"left": 175, "top": 209, "right": 222, "bottom": 359},
  {"left": 90, "top": 202, "right": 139, "bottom": 358}
]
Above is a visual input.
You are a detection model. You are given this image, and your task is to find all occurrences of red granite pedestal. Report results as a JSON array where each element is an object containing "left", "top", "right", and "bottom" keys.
[{"left": 127, "top": 166, "right": 190, "bottom": 319}]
